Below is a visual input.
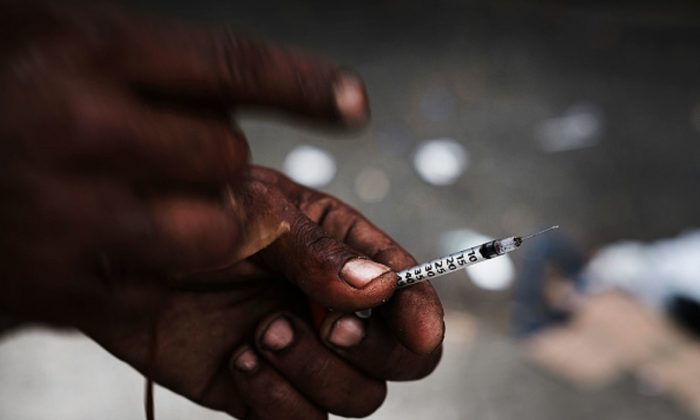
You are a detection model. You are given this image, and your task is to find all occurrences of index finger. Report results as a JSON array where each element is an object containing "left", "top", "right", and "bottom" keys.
[{"left": 117, "top": 17, "right": 369, "bottom": 125}]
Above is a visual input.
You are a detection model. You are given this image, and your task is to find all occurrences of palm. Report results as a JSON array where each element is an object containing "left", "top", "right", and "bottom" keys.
[
  {"left": 86, "top": 267, "right": 307, "bottom": 413},
  {"left": 81, "top": 167, "right": 444, "bottom": 419}
]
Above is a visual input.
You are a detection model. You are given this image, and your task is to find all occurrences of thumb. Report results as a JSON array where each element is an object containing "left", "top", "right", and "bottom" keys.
[{"left": 253, "top": 196, "right": 397, "bottom": 312}]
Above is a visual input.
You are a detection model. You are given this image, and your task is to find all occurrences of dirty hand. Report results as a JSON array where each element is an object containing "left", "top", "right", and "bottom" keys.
[
  {"left": 86, "top": 166, "right": 444, "bottom": 419},
  {"left": 0, "top": 1, "right": 366, "bottom": 325}
]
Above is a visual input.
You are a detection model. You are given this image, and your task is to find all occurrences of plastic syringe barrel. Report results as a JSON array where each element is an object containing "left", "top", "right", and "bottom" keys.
[{"left": 396, "top": 237, "right": 519, "bottom": 288}]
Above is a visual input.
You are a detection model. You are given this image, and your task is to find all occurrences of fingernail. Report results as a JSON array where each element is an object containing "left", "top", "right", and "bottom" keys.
[
  {"left": 341, "top": 259, "right": 391, "bottom": 288},
  {"left": 328, "top": 316, "right": 365, "bottom": 348},
  {"left": 334, "top": 74, "right": 368, "bottom": 124},
  {"left": 233, "top": 348, "right": 258, "bottom": 373},
  {"left": 261, "top": 317, "right": 294, "bottom": 351}
]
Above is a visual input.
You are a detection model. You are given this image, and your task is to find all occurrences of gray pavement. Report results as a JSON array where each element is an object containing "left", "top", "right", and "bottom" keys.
[{"left": 0, "top": 313, "right": 691, "bottom": 420}]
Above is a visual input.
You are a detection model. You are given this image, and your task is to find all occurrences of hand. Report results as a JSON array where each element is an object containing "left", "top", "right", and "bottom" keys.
[
  {"left": 85, "top": 166, "right": 444, "bottom": 419},
  {"left": 0, "top": 1, "right": 368, "bottom": 325}
]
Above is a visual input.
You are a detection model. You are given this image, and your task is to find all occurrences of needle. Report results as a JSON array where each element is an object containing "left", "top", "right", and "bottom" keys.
[{"left": 519, "top": 225, "right": 560, "bottom": 242}]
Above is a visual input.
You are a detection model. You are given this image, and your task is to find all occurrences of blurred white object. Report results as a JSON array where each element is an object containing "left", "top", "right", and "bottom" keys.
[
  {"left": 468, "top": 253, "right": 516, "bottom": 291},
  {"left": 282, "top": 145, "right": 337, "bottom": 188},
  {"left": 354, "top": 167, "right": 391, "bottom": 203},
  {"left": 535, "top": 103, "right": 603, "bottom": 152},
  {"left": 583, "top": 241, "right": 650, "bottom": 296},
  {"left": 413, "top": 138, "right": 469, "bottom": 186},
  {"left": 584, "top": 230, "right": 700, "bottom": 308},
  {"left": 440, "top": 229, "right": 515, "bottom": 291}
]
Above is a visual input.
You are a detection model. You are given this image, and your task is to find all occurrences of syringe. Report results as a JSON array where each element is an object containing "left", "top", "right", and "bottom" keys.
[
  {"left": 353, "top": 225, "right": 559, "bottom": 318},
  {"left": 396, "top": 225, "right": 560, "bottom": 288}
]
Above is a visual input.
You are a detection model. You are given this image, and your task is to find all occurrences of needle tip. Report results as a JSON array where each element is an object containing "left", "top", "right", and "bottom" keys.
[{"left": 520, "top": 225, "right": 560, "bottom": 241}]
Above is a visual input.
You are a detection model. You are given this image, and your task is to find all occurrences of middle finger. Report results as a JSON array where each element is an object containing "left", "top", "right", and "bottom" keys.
[{"left": 254, "top": 312, "right": 387, "bottom": 418}]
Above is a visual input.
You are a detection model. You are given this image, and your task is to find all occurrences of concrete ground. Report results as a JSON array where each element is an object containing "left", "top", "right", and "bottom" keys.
[
  {"left": 2, "top": 0, "right": 700, "bottom": 419},
  {"left": 0, "top": 311, "right": 691, "bottom": 420}
]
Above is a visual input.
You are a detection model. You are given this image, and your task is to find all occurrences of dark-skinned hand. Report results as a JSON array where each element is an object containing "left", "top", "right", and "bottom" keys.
[
  {"left": 0, "top": 0, "right": 367, "bottom": 325},
  {"left": 85, "top": 166, "right": 444, "bottom": 420},
  {"left": 0, "top": 1, "right": 445, "bottom": 418}
]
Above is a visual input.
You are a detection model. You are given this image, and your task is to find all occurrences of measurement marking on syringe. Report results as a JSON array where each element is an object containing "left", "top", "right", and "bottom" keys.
[{"left": 396, "top": 225, "right": 559, "bottom": 288}]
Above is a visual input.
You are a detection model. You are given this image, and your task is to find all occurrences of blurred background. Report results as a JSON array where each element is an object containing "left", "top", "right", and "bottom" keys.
[{"left": 2, "top": 0, "right": 700, "bottom": 419}]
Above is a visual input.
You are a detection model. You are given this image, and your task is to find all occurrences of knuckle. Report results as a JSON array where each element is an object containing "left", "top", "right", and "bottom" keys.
[
  {"left": 266, "top": 380, "right": 295, "bottom": 406},
  {"left": 242, "top": 178, "right": 272, "bottom": 199},
  {"left": 292, "top": 217, "right": 338, "bottom": 257},
  {"left": 300, "top": 196, "right": 336, "bottom": 224}
]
